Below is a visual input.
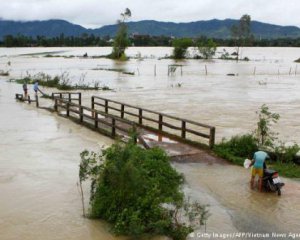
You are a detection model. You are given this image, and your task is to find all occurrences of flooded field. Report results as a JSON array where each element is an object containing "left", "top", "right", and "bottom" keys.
[
  {"left": 1, "top": 47, "right": 300, "bottom": 239},
  {"left": 1, "top": 46, "right": 300, "bottom": 143}
]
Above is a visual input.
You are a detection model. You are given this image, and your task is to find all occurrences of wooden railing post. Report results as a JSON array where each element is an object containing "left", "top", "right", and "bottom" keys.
[
  {"left": 78, "top": 93, "right": 82, "bottom": 106},
  {"left": 181, "top": 121, "right": 186, "bottom": 138},
  {"left": 111, "top": 118, "right": 116, "bottom": 137},
  {"left": 80, "top": 106, "right": 83, "bottom": 122},
  {"left": 28, "top": 95, "right": 31, "bottom": 104},
  {"left": 132, "top": 124, "right": 137, "bottom": 144},
  {"left": 69, "top": 93, "right": 71, "bottom": 103},
  {"left": 139, "top": 109, "right": 143, "bottom": 124},
  {"left": 105, "top": 100, "right": 108, "bottom": 113},
  {"left": 59, "top": 93, "right": 62, "bottom": 99},
  {"left": 159, "top": 114, "right": 163, "bottom": 132},
  {"left": 54, "top": 98, "right": 58, "bottom": 111},
  {"left": 209, "top": 127, "right": 216, "bottom": 149},
  {"left": 35, "top": 94, "right": 39, "bottom": 108},
  {"left": 91, "top": 96, "right": 95, "bottom": 118},
  {"left": 121, "top": 104, "right": 125, "bottom": 118},
  {"left": 94, "top": 112, "right": 98, "bottom": 128},
  {"left": 66, "top": 102, "right": 70, "bottom": 117}
]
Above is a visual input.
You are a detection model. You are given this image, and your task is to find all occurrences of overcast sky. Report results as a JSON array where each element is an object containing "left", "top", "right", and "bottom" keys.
[{"left": 1, "top": 0, "right": 300, "bottom": 28}]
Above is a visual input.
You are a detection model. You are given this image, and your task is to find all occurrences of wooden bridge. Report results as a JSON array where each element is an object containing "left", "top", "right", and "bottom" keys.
[{"left": 16, "top": 92, "right": 216, "bottom": 158}]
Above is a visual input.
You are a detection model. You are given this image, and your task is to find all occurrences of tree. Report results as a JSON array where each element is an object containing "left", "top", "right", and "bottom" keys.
[
  {"left": 172, "top": 38, "right": 193, "bottom": 59},
  {"left": 254, "top": 104, "right": 280, "bottom": 149},
  {"left": 79, "top": 139, "right": 209, "bottom": 239},
  {"left": 111, "top": 8, "right": 131, "bottom": 60},
  {"left": 197, "top": 38, "right": 217, "bottom": 59},
  {"left": 230, "top": 14, "right": 252, "bottom": 61}
]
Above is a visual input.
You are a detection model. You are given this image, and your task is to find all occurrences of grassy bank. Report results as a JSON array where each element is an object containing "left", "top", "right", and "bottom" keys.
[
  {"left": 10, "top": 72, "right": 112, "bottom": 91},
  {"left": 213, "top": 134, "right": 300, "bottom": 178}
]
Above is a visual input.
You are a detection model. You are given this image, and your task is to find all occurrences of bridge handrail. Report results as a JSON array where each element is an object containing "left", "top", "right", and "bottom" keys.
[{"left": 91, "top": 96, "right": 215, "bottom": 148}]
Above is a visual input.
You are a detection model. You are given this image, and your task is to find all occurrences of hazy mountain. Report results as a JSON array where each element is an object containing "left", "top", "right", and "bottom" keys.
[
  {"left": 0, "top": 19, "right": 88, "bottom": 38},
  {"left": 1, "top": 18, "right": 300, "bottom": 39}
]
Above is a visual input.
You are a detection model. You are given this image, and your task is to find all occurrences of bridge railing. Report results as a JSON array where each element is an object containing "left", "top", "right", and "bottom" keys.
[
  {"left": 91, "top": 96, "right": 215, "bottom": 148},
  {"left": 51, "top": 92, "right": 81, "bottom": 105},
  {"left": 53, "top": 96, "right": 137, "bottom": 142}
]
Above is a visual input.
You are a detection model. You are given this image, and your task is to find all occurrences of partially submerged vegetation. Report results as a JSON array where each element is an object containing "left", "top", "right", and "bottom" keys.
[
  {"left": 0, "top": 70, "right": 9, "bottom": 76},
  {"left": 10, "top": 72, "right": 113, "bottom": 91},
  {"left": 109, "top": 8, "right": 131, "bottom": 60},
  {"left": 214, "top": 104, "right": 300, "bottom": 177},
  {"left": 44, "top": 54, "right": 108, "bottom": 59},
  {"left": 92, "top": 67, "right": 135, "bottom": 75},
  {"left": 79, "top": 139, "right": 209, "bottom": 239},
  {"left": 172, "top": 38, "right": 193, "bottom": 59}
]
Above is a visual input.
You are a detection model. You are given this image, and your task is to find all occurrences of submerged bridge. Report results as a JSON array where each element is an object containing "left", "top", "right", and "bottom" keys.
[{"left": 16, "top": 92, "right": 216, "bottom": 158}]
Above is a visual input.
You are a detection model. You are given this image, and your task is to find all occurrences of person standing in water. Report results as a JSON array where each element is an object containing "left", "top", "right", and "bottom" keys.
[
  {"left": 22, "top": 82, "right": 28, "bottom": 99},
  {"left": 249, "top": 150, "right": 269, "bottom": 192},
  {"left": 33, "top": 81, "right": 39, "bottom": 95}
]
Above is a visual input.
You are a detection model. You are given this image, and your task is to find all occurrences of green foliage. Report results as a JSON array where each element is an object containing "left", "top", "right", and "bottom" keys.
[
  {"left": 11, "top": 72, "right": 107, "bottom": 91},
  {"left": 3, "top": 33, "right": 300, "bottom": 48},
  {"left": 273, "top": 142, "right": 300, "bottom": 164},
  {"left": 111, "top": 8, "right": 131, "bottom": 60},
  {"left": 254, "top": 104, "right": 280, "bottom": 149},
  {"left": 172, "top": 38, "right": 193, "bottom": 59},
  {"left": 213, "top": 105, "right": 300, "bottom": 178},
  {"left": 79, "top": 140, "right": 209, "bottom": 239},
  {"left": 270, "top": 161, "right": 300, "bottom": 178},
  {"left": 197, "top": 39, "right": 217, "bottom": 59},
  {"left": 2, "top": 33, "right": 112, "bottom": 47},
  {"left": 214, "top": 134, "right": 258, "bottom": 165}
]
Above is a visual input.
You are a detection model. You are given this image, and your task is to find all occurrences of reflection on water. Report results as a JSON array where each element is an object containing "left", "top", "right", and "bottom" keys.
[{"left": 1, "top": 47, "right": 300, "bottom": 238}]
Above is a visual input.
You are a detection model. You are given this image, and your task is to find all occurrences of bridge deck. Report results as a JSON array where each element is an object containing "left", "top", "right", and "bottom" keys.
[{"left": 16, "top": 92, "right": 216, "bottom": 159}]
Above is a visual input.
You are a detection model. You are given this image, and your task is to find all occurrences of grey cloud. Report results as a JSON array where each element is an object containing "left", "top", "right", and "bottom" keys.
[{"left": 0, "top": 0, "right": 299, "bottom": 28}]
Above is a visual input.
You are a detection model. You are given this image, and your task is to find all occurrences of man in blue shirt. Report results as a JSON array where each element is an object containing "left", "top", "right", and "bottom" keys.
[
  {"left": 33, "top": 81, "right": 39, "bottom": 94},
  {"left": 249, "top": 150, "right": 269, "bottom": 192}
]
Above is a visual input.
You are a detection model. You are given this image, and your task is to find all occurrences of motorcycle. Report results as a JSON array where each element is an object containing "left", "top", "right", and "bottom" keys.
[
  {"left": 262, "top": 163, "right": 284, "bottom": 196},
  {"left": 244, "top": 159, "right": 284, "bottom": 196}
]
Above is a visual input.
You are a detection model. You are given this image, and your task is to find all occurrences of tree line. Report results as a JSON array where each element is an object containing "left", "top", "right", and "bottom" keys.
[{"left": 2, "top": 33, "right": 300, "bottom": 48}]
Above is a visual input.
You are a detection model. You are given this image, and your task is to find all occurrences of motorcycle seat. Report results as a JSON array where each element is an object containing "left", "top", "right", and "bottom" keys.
[{"left": 263, "top": 169, "right": 277, "bottom": 176}]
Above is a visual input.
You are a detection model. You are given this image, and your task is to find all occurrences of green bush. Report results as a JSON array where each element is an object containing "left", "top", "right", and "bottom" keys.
[
  {"left": 12, "top": 72, "right": 103, "bottom": 91},
  {"left": 79, "top": 140, "right": 209, "bottom": 239},
  {"left": 214, "top": 134, "right": 258, "bottom": 165},
  {"left": 197, "top": 39, "right": 217, "bottom": 59},
  {"left": 270, "top": 161, "right": 300, "bottom": 178},
  {"left": 273, "top": 143, "right": 300, "bottom": 163},
  {"left": 172, "top": 38, "right": 193, "bottom": 59}
]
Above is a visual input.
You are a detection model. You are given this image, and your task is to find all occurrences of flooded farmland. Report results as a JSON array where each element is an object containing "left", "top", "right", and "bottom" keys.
[{"left": 1, "top": 47, "right": 300, "bottom": 239}]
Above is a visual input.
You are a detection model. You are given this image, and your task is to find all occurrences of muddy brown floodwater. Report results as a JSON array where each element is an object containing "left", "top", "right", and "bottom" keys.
[{"left": 1, "top": 47, "right": 300, "bottom": 239}]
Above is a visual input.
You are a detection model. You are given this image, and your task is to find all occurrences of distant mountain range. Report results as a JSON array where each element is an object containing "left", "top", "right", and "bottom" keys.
[{"left": 1, "top": 19, "right": 300, "bottom": 39}]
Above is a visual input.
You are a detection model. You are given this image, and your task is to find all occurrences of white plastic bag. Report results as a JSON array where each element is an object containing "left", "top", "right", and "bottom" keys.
[{"left": 244, "top": 159, "right": 252, "bottom": 169}]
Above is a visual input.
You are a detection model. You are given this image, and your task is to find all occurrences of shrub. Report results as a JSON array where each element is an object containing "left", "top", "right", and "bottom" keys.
[
  {"left": 79, "top": 140, "right": 209, "bottom": 239},
  {"left": 172, "top": 38, "right": 193, "bottom": 59},
  {"left": 273, "top": 142, "right": 300, "bottom": 163},
  {"left": 270, "top": 162, "right": 300, "bottom": 178},
  {"left": 214, "top": 134, "right": 258, "bottom": 165},
  {"left": 197, "top": 39, "right": 217, "bottom": 59}
]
